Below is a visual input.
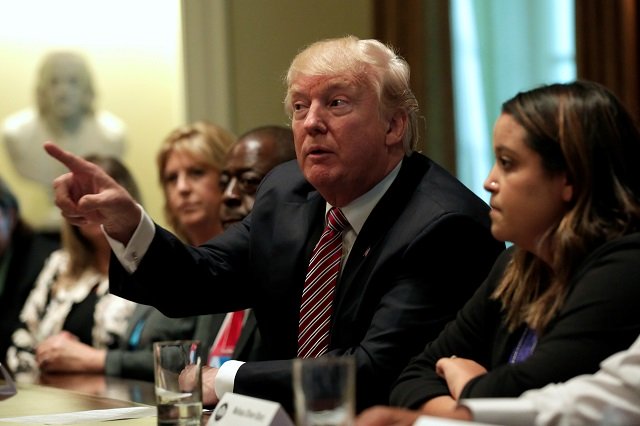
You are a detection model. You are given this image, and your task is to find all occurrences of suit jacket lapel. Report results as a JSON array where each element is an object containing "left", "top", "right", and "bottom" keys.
[
  {"left": 334, "top": 154, "right": 429, "bottom": 315},
  {"left": 270, "top": 192, "right": 325, "bottom": 292}
]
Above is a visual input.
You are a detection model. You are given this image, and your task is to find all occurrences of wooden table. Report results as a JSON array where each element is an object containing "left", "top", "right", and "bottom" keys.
[
  {"left": 1, "top": 374, "right": 211, "bottom": 425},
  {"left": 0, "top": 381, "right": 155, "bottom": 425},
  {"left": 34, "top": 373, "right": 157, "bottom": 406}
]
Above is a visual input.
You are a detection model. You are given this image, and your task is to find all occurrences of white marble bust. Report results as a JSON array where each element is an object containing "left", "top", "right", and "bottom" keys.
[{"left": 2, "top": 51, "right": 126, "bottom": 229}]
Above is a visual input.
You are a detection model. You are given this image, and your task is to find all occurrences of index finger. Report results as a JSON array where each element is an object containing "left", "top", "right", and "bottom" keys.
[{"left": 44, "top": 141, "right": 95, "bottom": 174}]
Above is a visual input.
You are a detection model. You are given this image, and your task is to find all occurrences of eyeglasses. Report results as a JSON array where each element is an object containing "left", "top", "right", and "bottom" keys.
[
  {"left": 0, "top": 362, "right": 17, "bottom": 400},
  {"left": 219, "top": 172, "right": 264, "bottom": 196}
]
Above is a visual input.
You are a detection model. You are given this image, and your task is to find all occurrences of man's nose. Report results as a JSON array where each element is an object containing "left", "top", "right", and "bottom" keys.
[
  {"left": 222, "top": 178, "right": 242, "bottom": 206},
  {"left": 303, "top": 104, "right": 328, "bottom": 134}
]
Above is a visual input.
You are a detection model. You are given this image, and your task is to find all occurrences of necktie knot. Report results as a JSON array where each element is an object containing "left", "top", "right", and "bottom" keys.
[{"left": 327, "top": 207, "right": 348, "bottom": 233}]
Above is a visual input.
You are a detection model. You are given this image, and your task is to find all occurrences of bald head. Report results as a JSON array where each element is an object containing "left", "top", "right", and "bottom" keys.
[{"left": 219, "top": 125, "right": 296, "bottom": 229}]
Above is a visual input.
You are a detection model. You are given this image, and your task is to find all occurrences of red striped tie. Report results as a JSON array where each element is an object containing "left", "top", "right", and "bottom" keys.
[{"left": 298, "top": 207, "right": 349, "bottom": 358}]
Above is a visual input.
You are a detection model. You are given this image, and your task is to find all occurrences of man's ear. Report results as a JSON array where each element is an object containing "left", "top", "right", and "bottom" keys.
[{"left": 385, "top": 110, "right": 408, "bottom": 147}]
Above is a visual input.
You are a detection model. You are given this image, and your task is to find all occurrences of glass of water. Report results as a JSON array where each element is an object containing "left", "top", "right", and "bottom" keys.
[
  {"left": 293, "top": 356, "right": 355, "bottom": 426},
  {"left": 154, "top": 340, "right": 202, "bottom": 425}
]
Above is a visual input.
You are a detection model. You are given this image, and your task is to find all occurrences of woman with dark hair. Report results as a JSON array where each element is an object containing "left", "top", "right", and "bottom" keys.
[
  {"left": 0, "top": 178, "right": 58, "bottom": 367},
  {"left": 357, "top": 81, "right": 640, "bottom": 425},
  {"left": 5, "top": 155, "right": 138, "bottom": 377}
]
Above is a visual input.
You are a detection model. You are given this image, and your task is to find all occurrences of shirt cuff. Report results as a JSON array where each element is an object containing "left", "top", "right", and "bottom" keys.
[
  {"left": 215, "top": 360, "right": 245, "bottom": 398},
  {"left": 102, "top": 204, "right": 155, "bottom": 273},
  {"left": 459, "top": 398, "right": 537, "bottom": 426}
]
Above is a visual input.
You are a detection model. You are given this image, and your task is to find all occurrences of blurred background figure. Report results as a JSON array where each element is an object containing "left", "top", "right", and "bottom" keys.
[
  {"left": 1, "top": 51, "right": 126, "bottom": 232},
  {"left": 3, "top": 122, "right": 238, "bottom": 382},
  {"left": 158, "top": 120, "right": 235, "bottom": 245},
  {"left": 219, "top": 125, "right": 296, "bottom": 229},
  {"left": 105, "top": 120, "right": 236, "bottom": 379},
  {"left": 106, "top": 121, "right": 236, "bottom": 380},
  {"left": 5, "top": 155, "right": 138, "bottom": 379},
  {"left": 0, "top": 177, "right": 58, "bottom": 367}
]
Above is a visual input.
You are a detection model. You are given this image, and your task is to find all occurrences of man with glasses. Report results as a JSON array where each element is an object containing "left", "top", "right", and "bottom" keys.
[
  {"left": 219, "top": 125, "right": 296, "bottom": 230},
  {"left": 197, "top": 125, "right": 296, "bottom": 368}
]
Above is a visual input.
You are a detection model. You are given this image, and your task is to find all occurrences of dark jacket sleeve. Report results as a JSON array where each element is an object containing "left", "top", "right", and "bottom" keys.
[
  {"left": 460, "top": 238, "right": 640, "bottom": 399},
  {"left": 390, "top": 250, "right": 510, "bottom": 408},
  {"left": 109, "top": 222, "right": 254, "bottom": 317},
  {"left": 392, "top": 236, "right": 640, "bottom": 408},
  {"left": 105, "top": 309, "right": 200, "bottom": 381}
]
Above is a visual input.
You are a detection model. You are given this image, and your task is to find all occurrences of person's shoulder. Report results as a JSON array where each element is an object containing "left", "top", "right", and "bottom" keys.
[
  {"left": 266, "top": 158, "right": 300, "bottom": 177},
  {"left": 93, "top": 110, "right": 127, "bottom": 140},
  {"left": 580, "top": 232, "right": 640, "bottom": 268},
  {"left": 2, "top": 108, "right": 40, "bottom": 138},
  {"left": 407, "top": 152, "right": 490, "bottom": 215},
  {"left": 257, "top": 159, "right": 308, "bottom": 192}
]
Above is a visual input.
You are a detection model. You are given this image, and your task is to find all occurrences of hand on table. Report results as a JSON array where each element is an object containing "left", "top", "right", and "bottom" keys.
[
  {"left": 36, "top": 331, "right": 106, "bottom": 373},
  {"left": 202, "top": 366, "right": 220, "bottom": 406},
  {"left": 356, "top": 403, "right": 474, "bottom": 425},
  {"left": 435, "top": 356, "right": 487, "bottom": 400},
  {"left": 355, "top": 406, "right": 421, "bottom": 426}
]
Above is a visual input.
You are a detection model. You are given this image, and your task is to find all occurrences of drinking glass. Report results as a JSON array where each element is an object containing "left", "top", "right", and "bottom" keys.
[
  {"left": 292, "top": 357, "right": 355, "bottom": 426},
  {"left": 0, "top": 362, "right": 17, "bottom": 401},
  {"left": 154, "top": 340, "right": 202, "bottom": 425}
]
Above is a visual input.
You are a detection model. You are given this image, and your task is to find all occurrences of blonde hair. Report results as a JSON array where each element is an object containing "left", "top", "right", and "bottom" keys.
[
  {"left": 156, "top": 121, "right": 236, "bottom": 240},
  {"left": 284, "top": 36, "right": 419, "bottom": 154}
]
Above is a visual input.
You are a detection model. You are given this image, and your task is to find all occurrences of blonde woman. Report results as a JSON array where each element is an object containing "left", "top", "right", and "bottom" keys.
[
  {"left": 158, "top": 121, "right": 235, "bottom": 245},
  {"left": 104, "top": 121, "right": 236, "bottom": 380}
]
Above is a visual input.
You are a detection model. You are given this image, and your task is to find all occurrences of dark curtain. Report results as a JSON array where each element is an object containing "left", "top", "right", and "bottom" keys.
[
  {"left": 374, "top": 0, "right": 457, "bottom": 174},
  {"left": 576, "top": 0, "right": 640, "bottom": 120}
]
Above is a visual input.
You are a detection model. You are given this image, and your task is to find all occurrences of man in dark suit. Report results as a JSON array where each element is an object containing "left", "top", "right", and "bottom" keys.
[
  {"left": 44, "top": 36, "right": 503, "bottom": 411},
  {"left": 0, "top": 178, "right": 58, "bottom": 365}
]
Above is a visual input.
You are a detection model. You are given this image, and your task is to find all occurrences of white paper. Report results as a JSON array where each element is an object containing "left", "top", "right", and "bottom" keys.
[
  {"left": 0, "top": 406, "right": 156, "bottom": 424},
  {"left": 413, "top": 414, "right": 499, "bottom": 426}
]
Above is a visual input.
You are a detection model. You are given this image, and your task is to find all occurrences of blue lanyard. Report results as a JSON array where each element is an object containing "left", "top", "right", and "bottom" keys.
[
  {"left": 128, "top": 319, "right": 145, "bottom": 349},
  {"left": 509, "top": 327, "right": 538, "bottom": 364}
]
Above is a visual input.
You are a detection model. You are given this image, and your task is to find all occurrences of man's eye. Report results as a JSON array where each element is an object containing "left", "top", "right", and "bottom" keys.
[
  {"left": 241, "top": 177, "right": 262, "bottom": 187},
  {"left": 330, "top": 99, "right": 346, "bottom": 107}
]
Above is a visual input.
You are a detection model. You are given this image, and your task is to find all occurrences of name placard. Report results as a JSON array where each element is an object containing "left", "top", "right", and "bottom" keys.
[{"left": 207, "top": 392, "right": 294, "bottom": 426}]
